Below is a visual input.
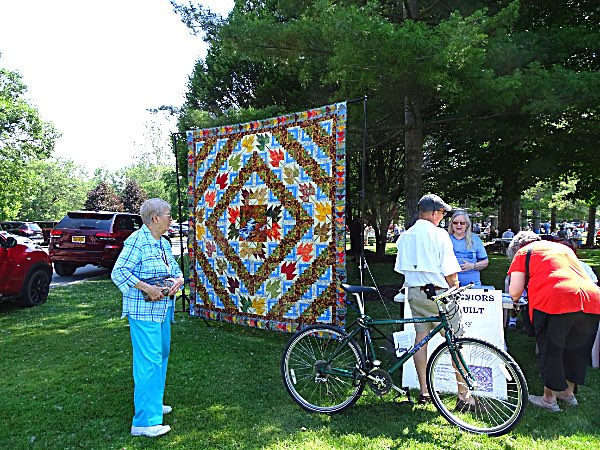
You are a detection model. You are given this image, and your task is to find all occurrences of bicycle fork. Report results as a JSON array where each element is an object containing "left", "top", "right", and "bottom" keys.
[{"left": 447, "top": 340, "right": 478, "bottom": 391}]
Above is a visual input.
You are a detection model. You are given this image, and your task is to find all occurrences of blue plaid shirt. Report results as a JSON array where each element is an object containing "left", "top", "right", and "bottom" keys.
[{"left": 111, "top": 225, "right": 183, "bottom": 322}]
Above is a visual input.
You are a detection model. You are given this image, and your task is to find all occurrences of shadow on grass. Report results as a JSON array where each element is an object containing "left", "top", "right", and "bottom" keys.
[{"left": 2, "top": 277, "right": 600, "bottom": 449}]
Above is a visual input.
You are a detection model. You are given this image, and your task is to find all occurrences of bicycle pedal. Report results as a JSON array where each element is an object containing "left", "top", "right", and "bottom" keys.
[{"left": 393, "top": 387, "right": 414, "bottom": 406}]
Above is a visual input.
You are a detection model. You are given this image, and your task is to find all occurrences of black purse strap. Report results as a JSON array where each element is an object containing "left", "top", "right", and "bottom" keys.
[{"left": 524, "top": 248, "right": 532, "bottom": 291}]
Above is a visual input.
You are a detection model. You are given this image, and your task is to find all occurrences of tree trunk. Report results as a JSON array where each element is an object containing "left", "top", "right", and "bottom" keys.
[
  {"left": 532, "top": 209, "right": 541, "bottom": 233},
  {"left": 499, "top": 184, "right": 521, "bottom": 234},
  {"left": 402, "top": 1, "right": 423, "bottom": 230},
  {"left": 586, "top": 204, "right": 597, "bottom": 247},
  {"left": 403, "top": 93, "right": 423, "bottom": 229},
  {"left": 550, "top": 206, "right": 557, "bottom": 233},
  {"left": 347, "top": 214, "right": 363, "bottom": 256},
  {"left": 373, "top": 202, "right": 399, "bottom": 260}
]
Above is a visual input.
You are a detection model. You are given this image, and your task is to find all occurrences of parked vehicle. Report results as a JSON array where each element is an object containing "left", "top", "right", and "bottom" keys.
[
  {"left": 35, "top": 220, "right": 59, "bottom": 245},
  {"left": 168, "top": 223, "right": 189, "bottom": 238},
  {"left": 167, "top": 224, "right": 178, "bottom": 237},
  {"left": 0, "top": 231, "right": 52, "bottom": 307},
  {"left": 49, "top": 211, "right": 142, "bottom": 276},
  {"left": 0, "top": 221, "right": 44, "bottom": 245}
]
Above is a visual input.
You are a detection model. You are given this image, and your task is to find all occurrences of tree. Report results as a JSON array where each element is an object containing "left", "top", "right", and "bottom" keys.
[
  {"left": 121, "top": 179, "right": 147, "bottom": 213},
  {"left": 118, "top": 114, "right": 180, "bottom": 214},
  {"left": 172, "top": 0, "right": 600, "bottom": 253},
  {"left": 84, "top": 182, "right": 123, "bottom": 212},
  {"left": 18, "top": 158, "right": 88, "bottom": 220},
  {"left": 0, "top": 64, "right": 60, "bottom": 219}
]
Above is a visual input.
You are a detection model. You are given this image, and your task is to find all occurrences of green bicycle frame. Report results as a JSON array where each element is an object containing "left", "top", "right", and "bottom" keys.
[{"left": 323, "top": 311, "right": 477, "bottom": 390}]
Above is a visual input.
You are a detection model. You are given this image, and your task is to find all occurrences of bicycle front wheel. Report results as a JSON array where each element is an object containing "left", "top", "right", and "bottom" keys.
[
  {"left": 281, "top": 325, "right": 366, "bottom": 414},
  {"left": 426, "top": 337, "right": 527, "bottom": 436}
]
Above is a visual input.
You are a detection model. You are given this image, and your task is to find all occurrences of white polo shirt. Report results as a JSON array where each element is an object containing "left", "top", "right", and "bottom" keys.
[{"left": 394, "top": 219, "right": 460, "bottom": 288}]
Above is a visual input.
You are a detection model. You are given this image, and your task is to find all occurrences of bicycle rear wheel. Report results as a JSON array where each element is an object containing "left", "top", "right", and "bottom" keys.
[
  {"left": 281, "top": 324, "right": 366, "bottom": 413},
  {"left": 426, "top": 337, "right": 527, "bottom": 436}
]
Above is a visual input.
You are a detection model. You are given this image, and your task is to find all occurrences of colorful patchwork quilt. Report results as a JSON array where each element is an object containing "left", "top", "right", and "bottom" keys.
[{"left": 186, "top": 102, "right": 347, "bottom": 332}]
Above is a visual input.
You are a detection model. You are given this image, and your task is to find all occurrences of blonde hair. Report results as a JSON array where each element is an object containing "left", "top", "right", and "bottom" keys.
[{"left": 448, "top": 210, "right": 474, "bottom": 249}]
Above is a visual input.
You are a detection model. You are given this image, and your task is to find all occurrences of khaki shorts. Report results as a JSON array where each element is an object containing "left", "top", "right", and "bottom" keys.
[{"left": 407, "top": 286, "right": 463, "bottom": 336}]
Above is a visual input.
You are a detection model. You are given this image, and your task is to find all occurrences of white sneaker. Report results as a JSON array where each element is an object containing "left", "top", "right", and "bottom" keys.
[
  {"left": 556, "top": 393, "right": 578, "bottom": 406},
  {"left": 529, "top": 395, "right": 561, "bottom": 412},
  {"left": 162, "top": 405, "right": 172, "bottom": 414},
  {"left": 131, "top": 424, "right": 171, "bottom": 437}
]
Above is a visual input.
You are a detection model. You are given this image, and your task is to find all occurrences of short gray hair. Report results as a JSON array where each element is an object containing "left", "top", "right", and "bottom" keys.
[
  {"left": 506, "top": 231, "right": 541, "bottom": 260},
  {"left": 139, "top": 198, "right": 171, "bottom": 226}
]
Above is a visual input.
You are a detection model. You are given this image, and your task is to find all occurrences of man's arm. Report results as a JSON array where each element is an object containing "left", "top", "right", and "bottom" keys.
[{"left": 445, "top": 272, "right": 459, "bottom": 289}]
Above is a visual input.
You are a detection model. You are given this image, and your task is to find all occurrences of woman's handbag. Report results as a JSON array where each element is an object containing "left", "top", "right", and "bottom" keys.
[{"left": 141, "top": 277, "right": 174, "bottom": 302}]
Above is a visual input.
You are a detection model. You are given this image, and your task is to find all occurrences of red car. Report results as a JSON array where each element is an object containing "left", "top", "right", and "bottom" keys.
[
  {"left": 0, "top": 221, "right": 44, "bottom": 245},
  {"left": 49, "top": 211, "right": 143, "bottom": 276},
  {"left": 0, "top": 231, "right": 52, "bottom": 307}
]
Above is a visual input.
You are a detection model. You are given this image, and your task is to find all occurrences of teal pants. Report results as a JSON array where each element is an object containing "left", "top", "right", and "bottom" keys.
[{"left": 128, "top": 306, "right": 172, "bottom": 427}]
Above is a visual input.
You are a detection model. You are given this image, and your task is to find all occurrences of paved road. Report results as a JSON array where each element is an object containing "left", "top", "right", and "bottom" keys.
[{"left": 47, "top": 238, "right": 187, "bottom": 288}]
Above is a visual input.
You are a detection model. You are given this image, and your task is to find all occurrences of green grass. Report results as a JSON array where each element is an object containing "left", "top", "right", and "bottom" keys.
[{"left": 1, "top": 253, "right": 599, "bottom": 449}]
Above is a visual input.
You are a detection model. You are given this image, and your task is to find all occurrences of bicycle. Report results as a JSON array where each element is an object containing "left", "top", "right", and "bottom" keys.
[{"left": 281, "top": 283, "right": 528, "bottom": 436}]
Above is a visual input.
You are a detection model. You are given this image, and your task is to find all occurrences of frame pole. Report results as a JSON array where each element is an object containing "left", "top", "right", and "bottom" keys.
[
  {"left": 172, "top": 133, "right": 189, "bottom": 313},
  {"left": 359, "top": 96, "right": 368, "bottom": 287}
]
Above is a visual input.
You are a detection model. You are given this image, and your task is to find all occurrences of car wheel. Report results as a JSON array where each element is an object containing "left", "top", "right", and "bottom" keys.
[
  {"left": 21, "top": 269, "right": 50, "bottom": 307},
  {"left": 54, "top": 262, "right": 77, "bottom": 276}
]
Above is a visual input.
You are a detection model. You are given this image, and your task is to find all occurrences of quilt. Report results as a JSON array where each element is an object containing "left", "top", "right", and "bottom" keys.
[{"left": 187, "top": 102, "right": 347, "bottom": 332}]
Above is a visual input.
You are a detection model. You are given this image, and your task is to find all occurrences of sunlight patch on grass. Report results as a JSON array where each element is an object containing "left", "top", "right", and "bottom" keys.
[{"left": 2, "top": 266, "right": 600, "bottom": 449}]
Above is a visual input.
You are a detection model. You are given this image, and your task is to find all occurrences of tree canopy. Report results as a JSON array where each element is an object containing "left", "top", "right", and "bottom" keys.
[
  {"left": 17, "top": 158, "right": 88, "bottom": 221},
  {"left": 172, "top": 0, "right": 600, "bottom": 253},
  {"left": 0, "top": 64, "right": 60, "bottom": 219}
]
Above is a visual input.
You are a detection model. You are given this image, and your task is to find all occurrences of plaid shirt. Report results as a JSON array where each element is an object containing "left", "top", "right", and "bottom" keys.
[{"left": 111, "top": 225, "right": 183, "bottom": 322}]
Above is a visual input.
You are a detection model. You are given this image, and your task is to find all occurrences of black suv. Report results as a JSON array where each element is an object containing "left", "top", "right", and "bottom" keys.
[
  {"left": 0, "top": 221, "right": 44, "bottom": 245},
  {"left": 48, "top": 211, "right": 142, "bottom": 276}
]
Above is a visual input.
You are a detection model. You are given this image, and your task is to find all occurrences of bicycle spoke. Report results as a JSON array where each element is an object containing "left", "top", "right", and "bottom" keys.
[
  {"left": 427, "top": 338, "right": 527, "bottom": 436},
  {"left": 282, "top": 325, "right": 365, "bottom": 413}
]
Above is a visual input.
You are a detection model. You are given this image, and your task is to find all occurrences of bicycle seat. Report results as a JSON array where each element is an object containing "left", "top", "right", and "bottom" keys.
[{"left": 341, "top": 283, "right": 378, "bottom": 294}]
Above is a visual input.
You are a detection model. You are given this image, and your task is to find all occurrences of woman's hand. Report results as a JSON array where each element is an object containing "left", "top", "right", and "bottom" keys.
[
  {"left": 460, "top": 260, "right": 475, "bottom": 271},
  {"left": 166, "top": 277, "right": 184, "bottom": 296},
  {"left": 139, "top": 282, "right": 169, "bottom": 301}
]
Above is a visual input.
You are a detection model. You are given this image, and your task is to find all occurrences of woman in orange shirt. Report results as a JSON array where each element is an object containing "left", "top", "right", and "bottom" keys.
[{"left": 507, "top": 232, "right": 600, "bottom": 412}]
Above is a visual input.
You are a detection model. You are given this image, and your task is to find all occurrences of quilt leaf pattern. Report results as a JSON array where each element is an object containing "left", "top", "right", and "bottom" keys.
[{"left": 187, "top": 102, "right": 347, "bottom": 332}]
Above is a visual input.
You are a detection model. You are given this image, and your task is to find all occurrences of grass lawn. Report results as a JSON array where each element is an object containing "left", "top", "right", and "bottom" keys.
[{"left": 1, "top": 250, "right": 599, "bottom": 449}]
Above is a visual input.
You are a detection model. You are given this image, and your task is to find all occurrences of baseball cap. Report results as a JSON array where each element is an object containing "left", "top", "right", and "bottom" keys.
[{"left": 418, "top": 194, "right": 452, "bottom": 212}]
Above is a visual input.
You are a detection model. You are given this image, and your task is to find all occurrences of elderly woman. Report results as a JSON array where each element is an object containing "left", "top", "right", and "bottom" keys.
[
  {"left": 507, "top": 231, "right": 600, "bottom": 412},
  {"left": 447, "top": 211, "right": 489, "bottom": 286},
  {"left": 112, "top": 198, "right": 184, "bottom": 437}
]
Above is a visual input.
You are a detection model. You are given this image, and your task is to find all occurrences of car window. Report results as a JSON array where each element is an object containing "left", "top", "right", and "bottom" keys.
[
  {"left": 56, "top": 213, "right": 114, "bottom": 231},
  {"left": 116, "top": 215, "right": 142, "bottom": 231},
  {"left": 27, "top": 223, "right": 43, "bottom": 232}
]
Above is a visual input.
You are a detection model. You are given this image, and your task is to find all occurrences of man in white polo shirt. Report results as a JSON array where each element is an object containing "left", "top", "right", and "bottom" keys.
[{"left": 395, "top": 194, "right": 461, "bottom": 404}]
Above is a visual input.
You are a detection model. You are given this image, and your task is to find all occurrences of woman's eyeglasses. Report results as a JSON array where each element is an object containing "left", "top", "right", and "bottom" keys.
[{"left": 452, "top": 221, "right": 467, "bottom": 225}]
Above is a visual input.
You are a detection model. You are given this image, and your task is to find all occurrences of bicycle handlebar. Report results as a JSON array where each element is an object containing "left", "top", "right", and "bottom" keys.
[{"left": 432, "top": 282, "right": 474, "bottom": 303}]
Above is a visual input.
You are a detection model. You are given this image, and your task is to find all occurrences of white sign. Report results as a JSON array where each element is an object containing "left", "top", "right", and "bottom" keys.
[{"left": 401, "top": 289, "right": 506, "bottom": 395}]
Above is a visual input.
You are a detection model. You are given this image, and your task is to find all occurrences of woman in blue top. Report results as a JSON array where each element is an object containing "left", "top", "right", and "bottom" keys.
[
  {"left": 447, "top": 211, "right": 489, "bottom": 286},
  {"left": 112, "top": 198, "right": 184, "bottom": 438}
]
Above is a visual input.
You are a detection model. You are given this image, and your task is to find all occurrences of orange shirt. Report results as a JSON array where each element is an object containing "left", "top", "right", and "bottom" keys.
[{"left": 508, "top": 241, "right": 600, "bottom": 318}]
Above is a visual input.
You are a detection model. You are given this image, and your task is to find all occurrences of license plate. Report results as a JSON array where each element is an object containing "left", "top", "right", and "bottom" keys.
[{"left": 72, "top": 236, "right": 85, "bottom": 243}]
